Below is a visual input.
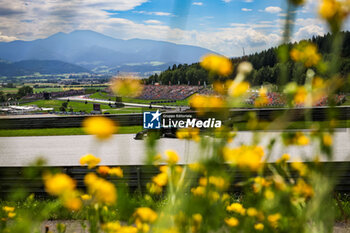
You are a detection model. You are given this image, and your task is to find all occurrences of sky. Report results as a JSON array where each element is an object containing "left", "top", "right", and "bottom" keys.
[{"left": 0, "top": 0, "right": 349, "bottom": 57}]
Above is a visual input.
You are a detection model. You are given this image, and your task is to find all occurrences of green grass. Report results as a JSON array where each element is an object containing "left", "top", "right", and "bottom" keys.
[
  {"left": 103, "top": 107, "right": 156, "bottom": 114},
  {"left": 33, "top": 87, "right": 65, "bottom": 93},
  {"left": 233, "top": 120, "right": 350, "bottom": 131},
  {"left": 0, "top": 126, "right": 142, "bottom": 137},
  {"left": 22, "top": 100, "right": 113, "bottom": 112},
  {"left": 90, "top": 92, "right": 190, "bottom": 106},
  {"left": 22, "top": 99, "right": 149, "bottom": 114},
  {"left": 0, "top": 87, "right": 18, "bottom": 94},
  {"left": 342, "top": 95, "right": 350, "bottom": 106}
]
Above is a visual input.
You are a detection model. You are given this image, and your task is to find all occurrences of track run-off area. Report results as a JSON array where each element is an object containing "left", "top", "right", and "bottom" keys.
[{"left": 0, "top": 129, "right": 349, "bottom": 167}]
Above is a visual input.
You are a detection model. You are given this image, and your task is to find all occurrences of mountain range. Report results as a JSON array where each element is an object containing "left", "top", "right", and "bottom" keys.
[{"left": 0, "top": 30, "right": 217, "bottom": 76}]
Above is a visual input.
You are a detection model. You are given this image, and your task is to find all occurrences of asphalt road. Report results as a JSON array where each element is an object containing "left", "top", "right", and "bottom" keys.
[{"left": 0, "top": 130, "right": 349, "bottom": 167}]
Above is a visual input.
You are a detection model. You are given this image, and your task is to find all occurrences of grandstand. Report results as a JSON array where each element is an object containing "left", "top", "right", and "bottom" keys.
[{"left": 137, "top": 85, "right": 204, "bottom": 100}]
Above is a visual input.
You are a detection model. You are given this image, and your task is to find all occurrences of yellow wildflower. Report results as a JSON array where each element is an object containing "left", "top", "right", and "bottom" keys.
[
  {"left": 102, "top": 221, "right": 121, "bottom": 232},
  {"left": 323, "top": 133, "right": 333, "bottom": 146},
  {"left": 110, "top": 76, "right": 143, "bottom": 97},
  {"left": 222, "top": 193, "right": 230, "bottom": 203},
  {"left": 44, "top": 173, "right": 76, "bottom": 196},
  {"left": 213, "top": 81, "right": 227, "bottom": 94},
  {"left": 8, "top": 212, "right": 16, "bottom": 218},
  {"left": 176, "top": 128, "right": 200, "bottom": 142},
  {"left": 291, "top": 161, "right": 308, "bottom": 176},
  {"left": 84, "top": 173, "right": 117, "bottom": 204},
  {"left": 253, "top": 176, "right": 272, "bottom": 193},
  {"left": 264, "top": 189, "right": 275, "bottom": 200},
  {"left": 199, "top": 177, "right": 207, "bottom": 186},
  {"left": 312, "top": 76, "right": 325, "bottom": 89},
  {"left": 293, "top": 86, "right": 307, "bottom": 105},
  {"left": 134, "top": 207, "right": 158, "bottom": 223},
  {"left": 189, "top": 94, "right": 225, "bottom": 115},
  {"left": 277, "top": 153, "right": 290, "bottom": 163},
  {"left": 200, "top": 54, "right": 233, "bottom": 76},
  {"left": 254, "top": 87, "right": 270, "bottom": 107},
  {"left": 273, "top": 175, "right": 287, "bottom": 191},
  {"left": 97, "top": 166, "right": 110, "bottom": 176},
  {"left": 319, "top": 0, "right": 349, "bottom": 27},
  {"left": 247, "top": 207, "right": 258, "bottom": 217},
  {"left": 268, "top": 213, "right": 281, "bottom": 228},
  {"left": 228, "top": 81, "right": 250, "bottom": 97},
  {"left": 208, "top": 176, "right": 229, "bottom": 191},
  {"left": 223, "top": 145, "right": 264, "bottom": 171},
  {"left": 209, "top": 191, "right": 220, "bottom": 202},
  {"left": 82, "top": 116, "right": 117, "bottom": 140},
  {"left": 2, "top": 206, "right": 14, "bottom": 212},
  {"left": 192, "top": 213, "right": 203, "bottom": 224},
  {"left": 152, "top": 173, "right": 168, "bottom": 187},
  {"left": 226, "top": 203, "right": 246, "bottom": 215},
  {"left": 188, "top": 162, "right": 205, "bottom": 173},
  {"left": 290, "top": 42, "right": 321, "bottom": 67},
  {"left": 192, "top": 213, "right": 202, "bottom": 233},
  {"left": 119, "top": 226, "right": 138, "bottom": 233},
  {"left": 225, "top": 217, "right": 239, "bottom": 227},
  {"left": 80, "top": 154, "right": 101, "bottom": 169},
  {"left": 296, "top": 132, "right": 310, "bottom": 146},
  {"left": 63, "top": 195, "right": 82, "bottom": 211},
  {"left": 81, "top": 194, "right": 92, "bottom": 201},
  {"left": 191, "top": 186, "right": 206, "bottom": 196},
  {"left": 254, "top": 223, "right": 264, "bottom": 231},
  {"left": 147, "top": 183, "right": 162, "bottom": 194},
  {"left": 159, "top": 165, "right": 168, "bottom": 173},
  {"left": 109, "top": 167, "right": 123, "bottom": 178},
  {"left": 175, "top": 166, "right": 183, "bottom": 173},
  {"left": 165, "top": 150, "right": 179, "bottom": 164},
  {"left": 293, "top": 179, "right": 314, "bottom": 198}
]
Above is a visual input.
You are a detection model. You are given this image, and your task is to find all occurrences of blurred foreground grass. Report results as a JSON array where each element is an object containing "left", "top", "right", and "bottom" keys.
[{"left": 0, "top": 126, "right": 142, "bottom": 137}]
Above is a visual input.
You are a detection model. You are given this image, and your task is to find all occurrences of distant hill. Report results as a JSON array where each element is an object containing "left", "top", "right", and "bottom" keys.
[
  {"left": 146, "top": 31, "right": 350, "bottom": 88},
  {"left": 0, "top": 30, "right": 217, "bottom": 76},
  {"left": 0, "top": 59, "right": 89, "bottom": 76}
]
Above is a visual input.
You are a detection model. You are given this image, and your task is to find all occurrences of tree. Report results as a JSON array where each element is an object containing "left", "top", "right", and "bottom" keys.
[{"left": 17, "top": 86, "right": 33, "bottom": 98}]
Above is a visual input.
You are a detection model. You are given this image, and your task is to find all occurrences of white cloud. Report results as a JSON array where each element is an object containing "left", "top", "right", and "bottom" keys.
[
  {"left": 0, "top": 0, "right": 288, "bottom": 57},
  {"left": 192, "top": 2, "right": 203, "bottom": 6},
  {"left": 294, "top": 24, "right": 325, "bottom": 41},
  {"left": 0, "top": 32, "right": 17, "bottom": 42},
  {"left": 264, "top": 6, "right": 282, "bottom": 14},
  {"left": 230, "top": 20, "right": 279, "bottom": 29},
  {"left": 143, "top": 19, "right": 163, "bottom": 24},
  {"left": 133, "top": 11, "right": 173, "bottom": 16},
  {"left": 222, "top": 0, "right": 232, "bottom": 3},
  {"left": 292, "top": 18, "right": 327, "bottom": 41},
  {"left": 241, "top": 8, "right": 252, "bottom": 11},
  {"left": 243, "top": 0, "right": 254, "bottom": 2}
]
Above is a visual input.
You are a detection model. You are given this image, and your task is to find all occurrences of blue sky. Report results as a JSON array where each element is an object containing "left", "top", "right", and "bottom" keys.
[{"left": 0, "top": 0, "right": 349, "bottom": 57}]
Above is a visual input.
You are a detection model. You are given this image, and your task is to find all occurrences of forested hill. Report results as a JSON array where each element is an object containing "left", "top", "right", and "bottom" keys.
[{"left": 145, "top": 32, "right": 350, "bottom": 86}]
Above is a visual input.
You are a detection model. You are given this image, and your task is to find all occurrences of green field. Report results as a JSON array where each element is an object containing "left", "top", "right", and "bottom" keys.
[
  {"left": 33, "top": 87, "right": 65, "bottom": 93},
  {"left": 0, "top": 87, "right": 18, "bottom": 93},
  {"left": 22, "top": 99, "right": 109, "bottom": 112},
  {"left": 0, "top": 126, "right": 142, "bottom": 137},
  {"left": 22, "top": 100, "right": 148, "bottom": 113},
  {"left": 103, "top": 107, "right": 156, "bottom": 114},
  {"left": 90, "top": 92, "right": 191, "bottom": 106}
]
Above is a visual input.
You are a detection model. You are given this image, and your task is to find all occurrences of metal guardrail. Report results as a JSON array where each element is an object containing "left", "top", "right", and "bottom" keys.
[
  {"left": 1, "top": 162, "right": 350, "bottom": 196},
  {"left": 0, "top": 106, "right": 349, "bottom": 129}
]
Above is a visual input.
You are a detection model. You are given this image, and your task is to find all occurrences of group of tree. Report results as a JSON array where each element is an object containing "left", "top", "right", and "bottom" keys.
[
  {"left": 144, "top": 31, "right": 350, "bottom": 91},
  {"left": 0, "top": 86, "right": 34, "bottom": 102}
]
